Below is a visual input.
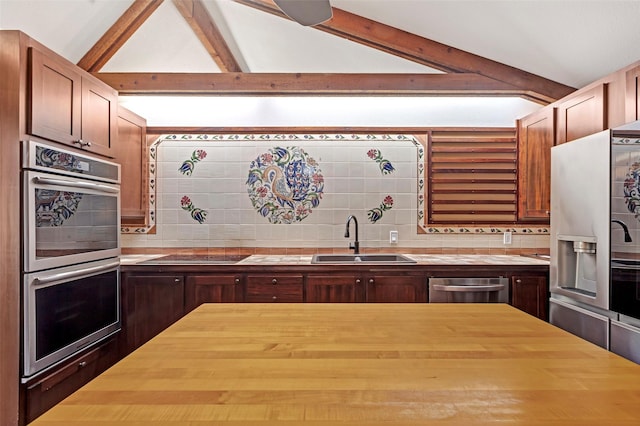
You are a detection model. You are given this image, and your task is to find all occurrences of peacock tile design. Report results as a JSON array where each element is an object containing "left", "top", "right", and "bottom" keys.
[
  {"left": 178, "top": 149, "right": 207, "bottom": 176},
  {"left": 367, "top": 195, "right": 394, "bottom": 223},
  {"left": 246, "top": 146, "right": 324, "bottom": 224},
  {"left": 367, "top": 148, "right": 395, "bottom": 174},
  {"left": 180, "top": 196, "right": 207, "bottom": 223}
]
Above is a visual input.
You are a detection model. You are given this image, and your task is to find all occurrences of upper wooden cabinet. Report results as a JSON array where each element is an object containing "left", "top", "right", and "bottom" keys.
[
  {"left": 626, "top": 65, "right": 640, "bottom": 123},
  {"left": 555, "top": 84, "right": 607, "bottom": 145},
  {"left": 517, "top": 106, "right": 554, "bottom": 221},
  {"left": 114, "top": 107, "right": 148, "bottom": 227},
  {"left": 29, "top": 47, "right": 117, "bottom": 157}
]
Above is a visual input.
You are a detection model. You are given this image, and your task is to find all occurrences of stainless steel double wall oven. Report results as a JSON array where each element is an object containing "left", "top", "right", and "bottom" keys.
[{"left": 21, "top": 140, "right": 121, "bottom": 378}]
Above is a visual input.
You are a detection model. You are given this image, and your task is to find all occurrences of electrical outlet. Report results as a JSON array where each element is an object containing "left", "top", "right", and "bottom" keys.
[
  {"left": 503, "top": 231, "right": 512, "bottom": 245},
  {"left": 390, "top": 230, "right": 399, "bottom": 244}
]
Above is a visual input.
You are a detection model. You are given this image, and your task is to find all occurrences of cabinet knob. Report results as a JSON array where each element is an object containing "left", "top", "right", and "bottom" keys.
[
  {"left": 355, "top": 279, "right": 361, "bottom": 284},
  {"left": 73, "top": 139, "right": 83, "bottom": 146},
  {"left": 234, "top": 278, "right": 240, "bottom": 284},
  {"left": 515, "top": 279, "right": 522, "bottom": 284},
  {"left": 272, "top": 278, "right": 277, "bottom": 285},
  {"left": 174, "top": 278, "right": 180, "bottom": 283},
  {"left": 78, "top": 361, "right": 87, "bottom": 368},
  {"left": 85, "top": 141, "right": 92, "bottom": 147},
  {"left": 369, "top": 279, "right": 374, "bottom": 284},
  {"left": 272, "top": 295, "right": 277, "bottom": 300}
]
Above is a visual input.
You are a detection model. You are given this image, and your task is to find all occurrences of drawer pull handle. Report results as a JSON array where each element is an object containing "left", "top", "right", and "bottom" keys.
[
  {"left": 355, "top": 279, "right": 361, "bottom": 284},
  {"left": 369, "top": 279, "right": 374, "bottom": 284},
  {"left": 272, "top": 278, "right": 277, "bottom": 284},
  {"left": 78, "top": 361, "right": 87, "bottom": 368},
  {"left": 234, "top": 278, "right": 240, "bottom": 284},
  {"left": 516, "top": 279, "right": 522, "bottom": 284},
  {"left": 272, "top": 296, "right": 277, "bottom": 300}
]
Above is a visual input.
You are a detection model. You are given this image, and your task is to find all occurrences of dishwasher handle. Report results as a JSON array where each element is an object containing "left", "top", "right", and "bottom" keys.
[{"left": 431, "top": 284, "right": 505, "bottom": 292}]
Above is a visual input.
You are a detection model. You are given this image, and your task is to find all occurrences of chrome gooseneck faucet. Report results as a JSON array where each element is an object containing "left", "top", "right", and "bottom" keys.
[
  {"left": 612, "top": 219, "right": 633, "bottom": 242},
  {"left": 345, "top": 215, "right": 359, "bottom": 254}
]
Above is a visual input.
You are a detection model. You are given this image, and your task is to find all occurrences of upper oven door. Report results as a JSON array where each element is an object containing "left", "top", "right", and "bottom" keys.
[{"left": 23, "top": 170, "right": 120, "bottom": 272}]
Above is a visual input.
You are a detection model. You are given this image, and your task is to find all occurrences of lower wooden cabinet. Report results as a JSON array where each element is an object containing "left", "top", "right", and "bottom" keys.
[
  {"left": 366, "top": 273, "right": 427, "bottom": 303},
  {"left": 306, "top": 274, "right": 365, "bottom": 302},
  {"left": 22, "top": 335, "right": 119, "bottom": 424},
  {"left": 122, "top": 274, "right": 185, "bottom": 354},
  {"left": 246, "top": 274, "right": 304, "bottom": 302},
  {"left": 511, "top": 275, "right": 548, "bottom": 320},
  {"left": 185, "top": 274, "right": 244, "bottom": 312}
]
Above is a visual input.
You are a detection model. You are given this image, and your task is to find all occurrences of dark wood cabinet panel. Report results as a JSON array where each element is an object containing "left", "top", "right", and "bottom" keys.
[
  {"left": 626, "top": 65, "right": 640, "bottom": 123},
  {"left": 555, "top": 84, "right": 606, "bottom": 145},
  {"left": 124, "top": 274, "right": 185, "bottom": 352},
  {"left": 511, "top": 275, "right": 548, "bottom": 320},
  {"left": 306, "top": 274, "right": 365, "bottom": 303},
  {"left": 366, "top": 274, "right": 427, "bottom": 303},
  {"left": 115, "top": 107, "right": 148, "bottom": 227},
  {"left": 517, "top": 106, "right": 554, "bottom": 221},
  {"left": 29, "top": 47, "right": 117, "bottom": 157},
  {"left": 22, "top": 336, "right": 118, "bottom": 424},
  {"left": 185, "top": 274, "right": 244, "bottom": 312},
  {"left": 246, "top": 274, "right": 303, "bottom": 302}
]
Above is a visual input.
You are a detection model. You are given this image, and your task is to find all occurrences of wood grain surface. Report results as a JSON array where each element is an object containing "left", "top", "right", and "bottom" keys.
[{"left": 32, "top": 304, "right": 640, "bottom": 425}]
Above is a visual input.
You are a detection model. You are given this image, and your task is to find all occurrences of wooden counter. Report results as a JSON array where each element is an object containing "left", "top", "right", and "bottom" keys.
[{"left": 32, "top": 304, "right": 640, "bottom": 425}]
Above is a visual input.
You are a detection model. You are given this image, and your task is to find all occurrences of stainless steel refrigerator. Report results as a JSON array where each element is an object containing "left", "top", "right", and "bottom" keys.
[{"left": 550, "top": 124, "right": 640, "bottom": 363}]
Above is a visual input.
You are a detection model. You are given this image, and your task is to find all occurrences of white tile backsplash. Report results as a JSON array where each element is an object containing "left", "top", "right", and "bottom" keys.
[{"left": 122, "top": 134, "right": 548, "bottom": 251}]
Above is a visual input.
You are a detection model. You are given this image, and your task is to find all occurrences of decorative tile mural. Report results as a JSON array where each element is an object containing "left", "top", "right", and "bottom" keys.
[
  {"left": 247, "top": 146, "right": 324, "bottom": 224},
  {"left": 121, "top": 134, "right": 549, "bottom": 243}
]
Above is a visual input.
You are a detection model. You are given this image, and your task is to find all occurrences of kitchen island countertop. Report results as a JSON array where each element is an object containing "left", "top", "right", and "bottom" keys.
[{"left": 31, "top": 303, "right": 640, "bottom": 425}]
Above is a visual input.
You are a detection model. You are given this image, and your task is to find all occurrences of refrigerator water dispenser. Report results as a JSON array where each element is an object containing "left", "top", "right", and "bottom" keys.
[{"left": 557, "top": 235, "right": 598, "bottom": 296}]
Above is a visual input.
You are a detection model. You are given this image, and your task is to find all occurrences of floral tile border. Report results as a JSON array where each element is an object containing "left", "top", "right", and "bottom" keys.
[{"left": 121, "top": 133, "right": 550, "bottom": 235}]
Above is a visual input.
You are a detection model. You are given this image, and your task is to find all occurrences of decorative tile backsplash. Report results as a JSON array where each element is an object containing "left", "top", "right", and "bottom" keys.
[{"left": 121, "top": 134, "right": 549, "bottom": 251}]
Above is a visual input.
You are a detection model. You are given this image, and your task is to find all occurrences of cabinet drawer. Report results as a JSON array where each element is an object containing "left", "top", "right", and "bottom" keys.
[
  {"left": 245, "top": 275, "right": 303, "bottom": 302},
  {"left": 24, "top": 336, "right": 119, "bottom": 423}
]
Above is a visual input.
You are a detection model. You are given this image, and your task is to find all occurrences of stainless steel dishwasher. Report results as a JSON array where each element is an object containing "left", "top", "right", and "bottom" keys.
[{"left": 428, "top": 277, "right": 509, "bottom": 303}]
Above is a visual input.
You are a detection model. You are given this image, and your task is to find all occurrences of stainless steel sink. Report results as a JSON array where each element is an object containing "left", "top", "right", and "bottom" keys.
[{"left": 311, "top": 254, "right": 416, "bottom": 264}]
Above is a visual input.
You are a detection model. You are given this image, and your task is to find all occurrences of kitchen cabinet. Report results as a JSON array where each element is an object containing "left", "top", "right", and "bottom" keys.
[
  {"left": 510, "top": 275, "right": 548, "bottom": 320},
  {"left": 245, "top": 274, "right": 304, "bottom": 302},
  {"left": 114, "top": 106, "right": 148, "bottom": 228},
  {"left": 185, "top": 274, "right": 244, "bottom": 312},
  {"left": 517, "top": 106, "right": 554, "bottom": 221},
  {"left": 626, "top": 65, "right": 640, "bottom": 123},
  {"left": 306, "top": 272, "right": 427, "bottom": 303},
  {"left": 306, "top": 273, "right": 365, "bottom": 303},
  {"left": 366, "top": 273, "right": 427, "bottom": 303},
  {"left": 122, "top": 274, "right": 185, "bottom": 354},
  {"left": 555, "top": 84, "right": 606, "bottom": 145},
  {"left": 22, "top": 335, "right": 119, "bottom": 424},
  {"left": 29, "top": 46, "right": 117, "bottom": 157}
]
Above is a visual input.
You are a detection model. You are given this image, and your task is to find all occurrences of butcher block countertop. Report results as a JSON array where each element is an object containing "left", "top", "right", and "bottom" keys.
[{"left": 32, "top": 304, "right": 640, "bottom": 425}]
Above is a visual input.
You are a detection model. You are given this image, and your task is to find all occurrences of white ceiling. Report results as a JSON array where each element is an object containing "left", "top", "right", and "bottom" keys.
[{"left": 1, "top": 0, "right": 639, "bottom": 127}]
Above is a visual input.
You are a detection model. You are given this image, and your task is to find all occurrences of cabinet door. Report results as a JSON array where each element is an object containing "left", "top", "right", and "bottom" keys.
[
  {"left": 81, "top": 77, "right": 117, "bottom": 157},
  {"left": 115, "top": 106, "right": 148, "bottom": 227},
  {"left": 306, "top": 274, "right": 365, "bottom": 303},
  {"left": 517, "top": 106, "right": 554, "bottom": 221},
  {"left": 125, "top": 274, "right": 184, "bottom": 351},
  {"left": 185, "top": 274, "right": 244, "bottom": 312},
  {"left": 626, "top": 65, "right": 640, "bottom": 123},
  {"left": 556, "top": 84, "right": 606, "bottom": 145},
  {"left": 29, "top": 47, "right": 82, "bottom": 145},
  {"left": 511, "top": 275, "right": 548, "bottom": 320},
  {"left": 366, "top": 274, "right": 427, "bottom": 303},
  {"left": 246, "top": 274, "right": 303, "bottom": 302}
]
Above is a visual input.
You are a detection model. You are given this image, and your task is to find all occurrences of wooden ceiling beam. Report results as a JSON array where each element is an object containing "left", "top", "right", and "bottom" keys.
[
  {"left": 233, "top": 0, "right": 575, "bottom": 102},
  {"left": 94, "top": 72, "right": 550, "bottom": 102},
  {"left": 172, "top": 0, "right": 242, "bottom": 72},
  {"left": 77, "top": 0, "right": 164, "bottom": 72}
]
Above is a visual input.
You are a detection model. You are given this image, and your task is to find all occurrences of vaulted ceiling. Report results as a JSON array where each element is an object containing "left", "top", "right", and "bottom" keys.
[{"left": 2, "top": 0, "right": 639, "bottom": 121}]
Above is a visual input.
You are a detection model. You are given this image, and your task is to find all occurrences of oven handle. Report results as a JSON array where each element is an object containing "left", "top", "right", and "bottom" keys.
[
  {"left": 431, "top": 284, "right": 505, "bottom": 292},
  {"left": 32, "top": 260, "right": 120, "bottom": 285},
  {"left": 32, "top": 176, "right": 119, "bottom": 194}
]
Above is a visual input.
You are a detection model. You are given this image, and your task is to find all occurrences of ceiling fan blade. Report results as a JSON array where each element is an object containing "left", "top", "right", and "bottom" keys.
[{"left": 273, "top": 0, "right": 332, "bottom": 26}]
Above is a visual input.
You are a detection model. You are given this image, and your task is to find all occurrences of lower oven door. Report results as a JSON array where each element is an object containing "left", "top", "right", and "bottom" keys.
[
  {"left": 22, "top": 258, "right": 121, "bottom": 378},
  {"left": 611, "top": 265, "right": 640, "bottom": 321},
  {"left": 428, "top": 277, "right": 509, "bottom": 303}
]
